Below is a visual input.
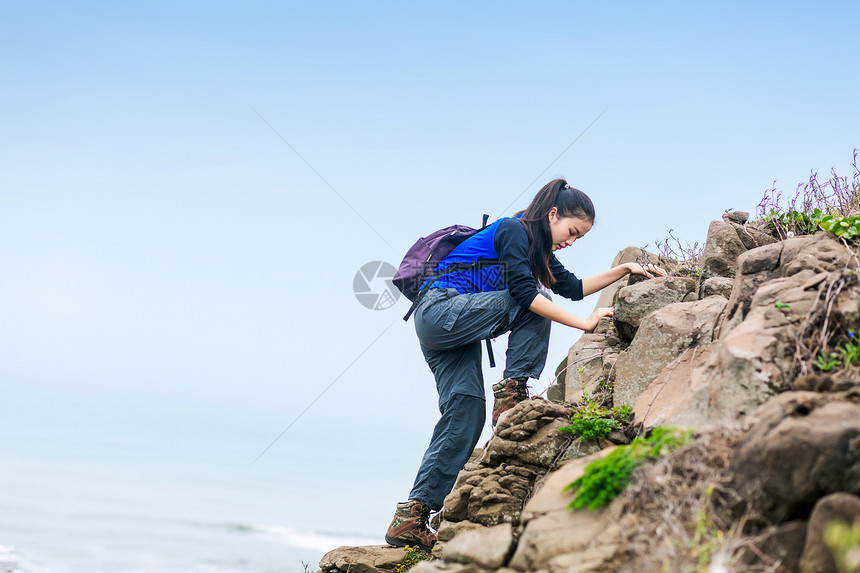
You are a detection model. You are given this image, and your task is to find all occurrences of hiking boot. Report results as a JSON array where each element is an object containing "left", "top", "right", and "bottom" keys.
[
  {"left": 384, "top": 499, "right": 436, "bottom": 551},
  {"left": 492, "top": 377, "right": 530, "bottom": 426}
]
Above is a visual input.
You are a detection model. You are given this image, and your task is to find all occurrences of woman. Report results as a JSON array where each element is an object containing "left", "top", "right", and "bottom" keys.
[{"left": 384, "top": 179, "right": 666, "bottom": 551}]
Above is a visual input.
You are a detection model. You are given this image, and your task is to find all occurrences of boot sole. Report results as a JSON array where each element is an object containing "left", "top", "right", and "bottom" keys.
[{"left": 384, "top": 534, "right": 433, "bottom": 553}]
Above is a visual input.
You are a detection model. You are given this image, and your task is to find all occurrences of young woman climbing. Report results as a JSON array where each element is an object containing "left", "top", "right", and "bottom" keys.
[{"left": 384, "top": 178, "right": 667, "bottom": 551}]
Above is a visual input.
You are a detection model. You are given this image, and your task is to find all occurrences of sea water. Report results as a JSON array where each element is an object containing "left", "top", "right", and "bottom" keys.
[{"left": 0, "top": 387, "right": 401, "bottom": 573}]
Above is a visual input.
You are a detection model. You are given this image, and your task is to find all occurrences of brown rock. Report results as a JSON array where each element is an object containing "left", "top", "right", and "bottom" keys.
[
  {"left": 613, "top": 276, "right": 697, "bottom": 342},
  {"left": 410, "top": 562, "right": 485, "bottom": 573},
  {"left": 799, "top": 493, "right": 860, "bottom": 573},
  {"left": 440, "top": 523, "right": 513, "bottom": 569},
  {"left": 727, "top": 396, "right": 860, "bottom": 523},
  {"left": 780, "top": 232, "right": 852, "bottom": 277},
  {"left": 509, "top": 450, "right": 618, "bottom": 571},
  {"left": 699, "top": 276, "right": 733, "bottom": 300},
  {"left": 563, "top": 333, "right": 620, "bottom": 405},
  {"left": 482, "top": 401, "right": 572, "bottom": 469},
  {"left": 728, "top": 220, "right": 779, "bottom": 250},
  {"left": 633, "top": 343, "right": 715, "bottom": 429},
  {"left": 834, "top": 279, "right": 860, "bottom": 334},
  {"left": 593, "top": 246, "right": 662, "bottom": 311},
  {"left": 701, "top": 220, "right": 748, "bottom": 278},
  {"left": 435, "top": 519, "right": 485, "bottom": 543},
  {"left": 736, "top": 521, "right": 808, "bottom": 572},
  {"left": 320, "top": 546, "right": 407, "bottom": 573},
  {"left": 722, "top": 211, "right": 750, "bottom": 225},
  {"left": 614, "top": 296, "right": 726, "bottom": 408}
]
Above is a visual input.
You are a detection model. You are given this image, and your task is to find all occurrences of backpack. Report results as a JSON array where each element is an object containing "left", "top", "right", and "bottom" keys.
[{"left": 393, "top": 214, "right": 500, "bottom": 366}]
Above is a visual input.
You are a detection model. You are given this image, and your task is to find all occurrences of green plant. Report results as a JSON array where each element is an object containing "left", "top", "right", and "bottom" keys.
[
  {"left": 825, "top": 519, "right": 860, "bottom": 573},
  {"left": 820, "top": 214, "right": 860, "bottom": 241},
  {"left": 688, "top": 485, "right": 725, "bottom": 569},
  {"left": 814, "top": 350, "right": 841, "bottom": 371},
  {"left": 394, "top": 545, "right": 431, "bottom": 573},
  {"left": 563, "top": 426, "right": 692, "bottom": 511},
  {"left": 757, "top": 151, "right": 860, "bottom": 238},
  {"left": 774, "top": 301, "right": 791, "bottom": 311},
  {"left": 813, "top": 331, "right": 860, "bottom": 372},
  {"left": 763, "top": 207, "right": 823, "bottom": 238},
  {"left": 560, "top": 399, "right": 631, "bottom": 442}
]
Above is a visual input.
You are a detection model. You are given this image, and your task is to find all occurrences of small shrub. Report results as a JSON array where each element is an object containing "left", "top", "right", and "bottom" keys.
[
  {"left": 394, "top": 545, "right": 431, "bottom": 573},
  {"left": 563, "top": 426, "right": 692, "bottom": 511},
  {"left": 560, "top": 398, "right": 631, "bottom": 442},
  {"left": 645, "top": 228, "right": 703, "bottom": 278},
  {"left": 757, "top": 149, "right": 860, "bottom": 240},
  {"left": 813, "top": 331, "right": 860, "bottom": 372}
]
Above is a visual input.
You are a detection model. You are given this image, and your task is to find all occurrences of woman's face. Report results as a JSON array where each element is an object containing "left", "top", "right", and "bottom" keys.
[{"left": 548, "top": 207, "right": 592, "bottom": 252}]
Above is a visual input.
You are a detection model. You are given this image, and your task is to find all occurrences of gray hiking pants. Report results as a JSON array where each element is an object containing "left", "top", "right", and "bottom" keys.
[{"left": 408, "top": 288, "right": 551, "bottom": 510}]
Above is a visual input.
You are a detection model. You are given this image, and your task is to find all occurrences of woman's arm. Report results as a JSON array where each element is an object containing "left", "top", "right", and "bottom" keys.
[
  {"left": 581, "top": 262, "right": 666, "bottom": 297},
  {"left": 528, "top": 294, "right": 614, "bottom": 332}
]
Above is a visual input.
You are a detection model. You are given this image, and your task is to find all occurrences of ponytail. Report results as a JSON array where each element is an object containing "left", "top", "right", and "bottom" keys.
[{"left": 514, "top": 179, "right": 595, "bottom": 288}]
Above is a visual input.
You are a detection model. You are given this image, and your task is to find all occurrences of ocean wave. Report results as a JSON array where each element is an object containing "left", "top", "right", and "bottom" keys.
[
  {"left": 0, "top": 544, "right": 47, "bottom": 573},
  {"left": 248, "top": 525, "right": 379, "bottom": 553}
]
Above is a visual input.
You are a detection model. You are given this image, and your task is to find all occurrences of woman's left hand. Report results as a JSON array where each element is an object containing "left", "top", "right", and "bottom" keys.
[{"left": 626, "top": 262, "right": 668, "bottom": 279}]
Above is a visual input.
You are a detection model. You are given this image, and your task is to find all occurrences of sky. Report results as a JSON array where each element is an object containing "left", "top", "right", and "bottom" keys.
[{"left": 1, "top": 0, "right": 859, "bottom": 539}]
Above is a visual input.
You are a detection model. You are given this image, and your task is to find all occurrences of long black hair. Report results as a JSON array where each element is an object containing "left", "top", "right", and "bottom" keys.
[{"left": 515, "top": 179, "right": 595, "bottom": 288}]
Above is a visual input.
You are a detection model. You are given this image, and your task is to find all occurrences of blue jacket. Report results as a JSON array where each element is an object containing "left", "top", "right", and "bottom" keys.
[{"left": 428, "top": 217, "right": 584, "bottom": 309}]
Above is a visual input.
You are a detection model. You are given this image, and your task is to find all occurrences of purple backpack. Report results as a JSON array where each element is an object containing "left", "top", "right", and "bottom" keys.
[
  {"left": 394, "top": 215, "right": 492, "bottom": 317},
  {"left": 393, "top": 214, "right": 500, "bottom": 367}
]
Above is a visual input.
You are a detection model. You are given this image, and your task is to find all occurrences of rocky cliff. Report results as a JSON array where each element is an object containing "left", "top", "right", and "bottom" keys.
[{"left": 321, "top": 210, "right": 860, "bottom": 573}]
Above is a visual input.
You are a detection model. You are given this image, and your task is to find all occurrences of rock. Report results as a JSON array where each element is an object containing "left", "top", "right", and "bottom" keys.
[
  {"left": 439, "top": 464, "right": 535, "bottom": 526},
  {"left": 547, "top": 355, "right": 569, "bottom": 403},
  {"left": 736, "top": 521, "right": 807, "bottom": 572},
  {"left": 563, "top": 334, "right": 620, "bottom": 405},
  {"left": 482, "top": 400, "right": 573, "bottom": 469},
  {"left": 320, "top": 546, "right": 407, "bottom": 573},
  {"left": 780, "top": 232, "right": 852, "bottom": 277},
  {"left": 633, "top": 343, "right": 715, "bottom": 429},
  {"left": 793, "top": 373, "right": 857, "bottom": 393},
  {"left": 641, "top": 265, "right": 837, "bottom": 430},
  {"left": 410, "top": 562, "right": 486, "bottom": 573},
  {"left": 508, "top": 449, "right": 619, "bottom": 572},
  {"left": 593, "top": 247, "right": 662, "bottom": 311},
  {"left": 799, "top": 493, "right": 860, "bottom": 573},
  {"left": 728, "top": 220, "right": 779, "bottom": 250},
  {"left": 726, "top": 395, "right": 860, "bottom": 523},
  {"left": 440, "top": 523, "right": 514, "bottom": 569},
  {"left": 557, "top": 438, "right": 603, "bottom": 463},
  {"left": 715, "top": 234, "right": 849, "bottom": 339},
  {"left": 834, "top": 277, "right": 860, "bottom": 334},
  {"left": 701, "top": 220, "right": 748, "bottom": 278},
  {"left": 436, "top": 519, "right": 485, "bottom": 543},
  {"left": 439, "top": 401, "right": 571, "bottom": 529},
  {"left": 700, "top": 276, "right": 734, "bottom": 299},
  {"left": 614, "top": 296, "right": 726, "bottom": 408},
  {"left": 613, "top": 276, "right": 697, "bottom": 342},
  {"left": 722, "top": 211, "right": 750, "bottom": 225}
]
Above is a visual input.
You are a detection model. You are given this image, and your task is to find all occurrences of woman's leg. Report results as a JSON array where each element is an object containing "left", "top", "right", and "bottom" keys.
[
  {"left": 415, "top": 288, "right": 552, "bottom": 380},
  {"left": 502, "top": 291, "right": 552, "bottom": 380},
  {"left": 385, "top": 342, "right": 484, "bottom": 548},
  {"left": 409, "top": 340, "right": 485, "bottom": 509}
]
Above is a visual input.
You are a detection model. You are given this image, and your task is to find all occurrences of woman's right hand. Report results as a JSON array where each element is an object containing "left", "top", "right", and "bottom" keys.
[{"left": 585, "top": 307, "right": 614, "bottom": 332}]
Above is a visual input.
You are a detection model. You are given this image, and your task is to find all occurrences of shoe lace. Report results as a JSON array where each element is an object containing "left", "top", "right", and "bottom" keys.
[
  {"left": 413, "top": 503, "right": 432, "bottom": 529},
  {"left": 515, "top": 379, "right": 531, "bottom": 401}
]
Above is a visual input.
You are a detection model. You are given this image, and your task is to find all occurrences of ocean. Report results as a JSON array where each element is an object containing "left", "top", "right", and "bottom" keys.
[{"left": 0, "top": 387, "right": 404, "bottom": 573}]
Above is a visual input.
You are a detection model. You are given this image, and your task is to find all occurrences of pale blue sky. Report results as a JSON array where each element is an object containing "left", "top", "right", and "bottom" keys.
[{"left": 2, "top": 0, "right": 859, "bottom": 537}]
